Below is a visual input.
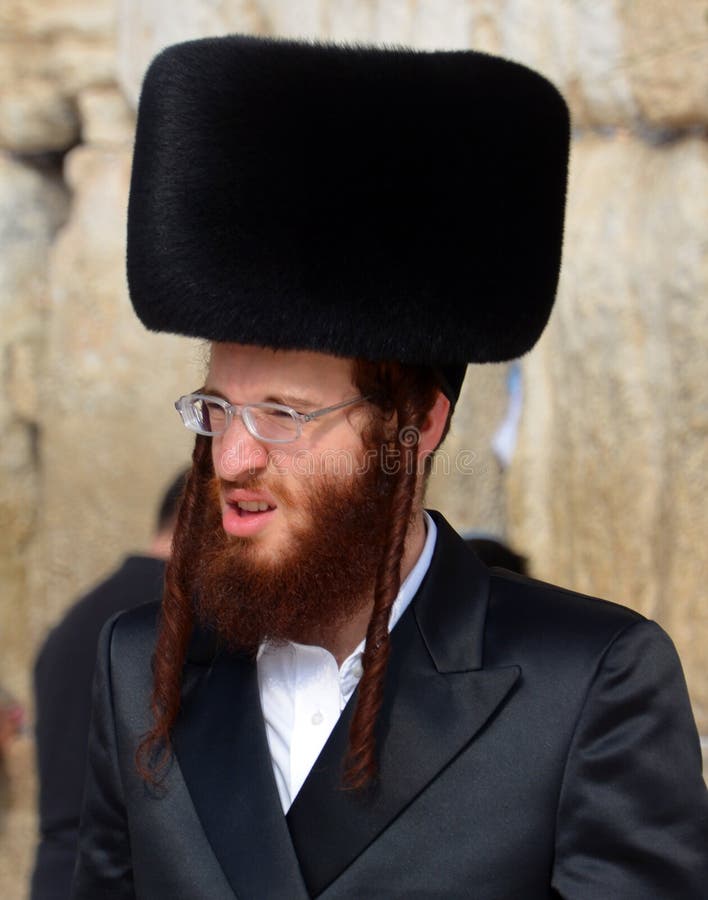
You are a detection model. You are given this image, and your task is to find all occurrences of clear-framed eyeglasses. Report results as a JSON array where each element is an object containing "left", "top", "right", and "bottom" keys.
[{"left": 175, "top": 392, "right": 370, "bottom": 444}]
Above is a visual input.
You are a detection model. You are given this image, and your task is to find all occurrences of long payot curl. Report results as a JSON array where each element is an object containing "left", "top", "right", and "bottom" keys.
[
  {"left": 344, "top": 361, "right": 447, "bottom": 790},
  {"left": 136, "top": 434, "right": 212, "bottom": 782}
]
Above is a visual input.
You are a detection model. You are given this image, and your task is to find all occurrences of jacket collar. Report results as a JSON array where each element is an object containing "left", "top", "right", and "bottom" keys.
[{"left": 414, "top": 510, "right": 488, "bottom": 672}]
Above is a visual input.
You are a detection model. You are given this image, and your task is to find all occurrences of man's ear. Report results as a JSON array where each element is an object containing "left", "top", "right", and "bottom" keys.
[{"left": 417, "top": 390, "right": 451, "bottom": 462}]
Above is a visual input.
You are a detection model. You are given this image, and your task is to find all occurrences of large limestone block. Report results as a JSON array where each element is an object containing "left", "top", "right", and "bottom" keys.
[
  {"left": 77, "top": 85, "right": 136, "bottom": 146},
  {"left": 507, "top": 134, "right": 708, "bottom": 730},
  {"left": 0, "top": 81, "right": 78, "bottom": 154},
  {"left": 0, "top": 0, "right": 116, "bottom": 152},
  {"left": 40, "top": 145, "right": 200, "bottom": 636},
  {"left": 116, "top": 0, "right": 707, "bottom": 128},
  {"left": 0, "top": 154, "right": 68, "bottom": 703},
  {"left": 620, "top": 0, "right": 708, "bottom": 126}
]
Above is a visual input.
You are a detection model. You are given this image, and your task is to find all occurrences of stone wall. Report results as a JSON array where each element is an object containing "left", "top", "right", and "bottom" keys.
[
  {"left": 0, "top": 151, "right": 69, "bottom": 896},
  {"left": 1, "top": 1, "right": 706, "bottom": 895}
]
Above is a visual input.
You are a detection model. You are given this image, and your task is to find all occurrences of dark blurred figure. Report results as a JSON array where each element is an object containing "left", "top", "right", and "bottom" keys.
[
  {"left": 30, "top": 468, "right": 188, "bottom": 900},
  {"left": 464, "top": 533, "right": 528, "bottom": 576}
]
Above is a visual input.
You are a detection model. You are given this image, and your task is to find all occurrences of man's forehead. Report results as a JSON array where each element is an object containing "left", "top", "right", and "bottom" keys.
[{"left": 206, "top": 342, "right": 356, "bottom": 397}]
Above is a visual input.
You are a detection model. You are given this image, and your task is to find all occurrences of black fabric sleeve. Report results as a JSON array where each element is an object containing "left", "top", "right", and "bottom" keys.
[
  {"left": 71, "top": 616, "right": 135, "bottom": 900},
  {"left": 31, "top": 625, "right": 95, "bottom": 900},
  {"left": 552, "top": 619, "right": 708, "bottom": 899}
]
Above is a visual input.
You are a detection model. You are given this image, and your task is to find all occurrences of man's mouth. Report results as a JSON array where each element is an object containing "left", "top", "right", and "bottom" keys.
[
  {"left": 233, "top": 500, "right": 275, "bottom": 516},
  {"left": 221, "top": 490, "right": 278, "bottom": 536},
  {"left": 235, "top": 500, "right": 272, "bottom": 513}
]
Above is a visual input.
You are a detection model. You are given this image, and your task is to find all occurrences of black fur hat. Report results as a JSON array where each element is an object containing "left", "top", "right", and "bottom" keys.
[{"left": 128, "top": 35, "right": 570, "bottom": 397}]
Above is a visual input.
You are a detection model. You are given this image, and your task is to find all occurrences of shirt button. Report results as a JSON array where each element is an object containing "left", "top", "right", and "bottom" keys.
[
  {"left": 311, "top": 711, "right": 324, "bottom": 725},
  {"left": 352, "top": 660, "right": 364, "bottom": 678}
]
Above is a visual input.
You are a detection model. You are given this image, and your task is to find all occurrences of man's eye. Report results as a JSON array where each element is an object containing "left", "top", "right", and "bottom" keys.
[{"left": 205, "top": 403, "right": 227, "bottom": 422}]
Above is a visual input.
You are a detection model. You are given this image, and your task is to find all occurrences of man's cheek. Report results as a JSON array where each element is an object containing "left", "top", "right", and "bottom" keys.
[
  {"left": 290, "top": 450, "right": 316, "bottom": 477},
  {"left": 266, "top": 449, "right": 290, "bottom": 477}
]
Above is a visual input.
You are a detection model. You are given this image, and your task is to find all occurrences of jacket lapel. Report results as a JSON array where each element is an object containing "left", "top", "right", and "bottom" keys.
[
  {"left": 173, "top": 635, "right": 309, "bottom": 899},
  {"left": 286, "top": 512, "right": 520, "bottom": 897}
]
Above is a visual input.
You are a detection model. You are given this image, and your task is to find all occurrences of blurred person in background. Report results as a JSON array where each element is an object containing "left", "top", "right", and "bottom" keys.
[{"left": 30, "top": 468, "right": 188, "bottom": 900}]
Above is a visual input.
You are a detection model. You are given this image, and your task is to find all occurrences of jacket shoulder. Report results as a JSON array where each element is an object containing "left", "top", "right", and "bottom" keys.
[
  {"left": 110, "top": 598, "right": 160, "bottom": 638},
  {"left": 485, "top": 567, "right": 646, "bottom": 669},
  {"left": 91, "top": 603, "right": 162, "bottom": 737},
  {"left": 101, "top": 601, "right": 161, "bottom": 678},
  {"left": 489, "top": 567, "right": 643, "bottom": 626}
]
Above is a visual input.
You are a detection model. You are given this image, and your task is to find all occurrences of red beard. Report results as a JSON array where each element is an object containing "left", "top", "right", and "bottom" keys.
[{"left": 192, "top": 445, "right": 395, "bottom": 655}]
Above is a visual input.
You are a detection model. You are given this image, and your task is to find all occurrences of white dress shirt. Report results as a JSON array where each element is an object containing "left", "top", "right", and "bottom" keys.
[{"left": 257, "top": 512, "right": 437, "bottom": 812}]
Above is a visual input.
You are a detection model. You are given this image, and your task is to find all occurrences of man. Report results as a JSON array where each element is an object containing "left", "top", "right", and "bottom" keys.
[
  {"left": 32, "top": 469, "right": 187, "bottom": 900},
  {"left": 73, "top": 36, "right": 708, "bottom": 898}
]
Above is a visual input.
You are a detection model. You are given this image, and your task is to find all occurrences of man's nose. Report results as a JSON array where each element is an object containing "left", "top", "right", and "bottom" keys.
[{"left": 212, "top": 416, "right": 268, "bottom": 481}]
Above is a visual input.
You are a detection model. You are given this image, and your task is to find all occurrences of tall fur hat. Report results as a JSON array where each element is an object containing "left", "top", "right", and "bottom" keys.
[{"left": 128, "top": 35, "right": 570, "bottom": 399}]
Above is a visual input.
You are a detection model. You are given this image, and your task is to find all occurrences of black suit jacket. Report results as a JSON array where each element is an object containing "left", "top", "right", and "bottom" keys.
[
  {"left": 32, "top": 555, "right": 166, "bottom": 900},
  {"left": 72, "top": 514, "right": 708, "bottom": 898}
]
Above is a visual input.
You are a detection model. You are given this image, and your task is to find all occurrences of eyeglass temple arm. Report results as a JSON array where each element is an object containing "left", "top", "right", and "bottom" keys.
[{"left": 300, "top": 395, "right": 369, "bottom": 423}]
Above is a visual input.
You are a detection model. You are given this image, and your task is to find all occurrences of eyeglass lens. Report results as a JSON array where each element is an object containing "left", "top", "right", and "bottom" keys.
[
  {"left": 187, "top": 397, "right": 226, "bottom": 434},
  {"left": 188, "top": 398, "right": 299, "bottom": 441},
  {"left": 246, "top": 407, "right": 299, "bottom": 441}
]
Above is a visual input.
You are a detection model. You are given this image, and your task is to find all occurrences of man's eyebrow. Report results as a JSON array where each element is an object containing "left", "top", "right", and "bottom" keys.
[
  {"left": 200, "top": 386, "right": 317, "bottom": 411},
  {"left": 200, "top": 385, "right": 226, "bottom": 399},
  {"left": 264, "top": 393, "right": 318, "bottom": 411}
]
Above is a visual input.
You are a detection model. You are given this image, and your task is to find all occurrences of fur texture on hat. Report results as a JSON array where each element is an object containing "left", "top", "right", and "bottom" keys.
[{"left": 128, "top": 35, "right": 570, "bottom": 372}]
